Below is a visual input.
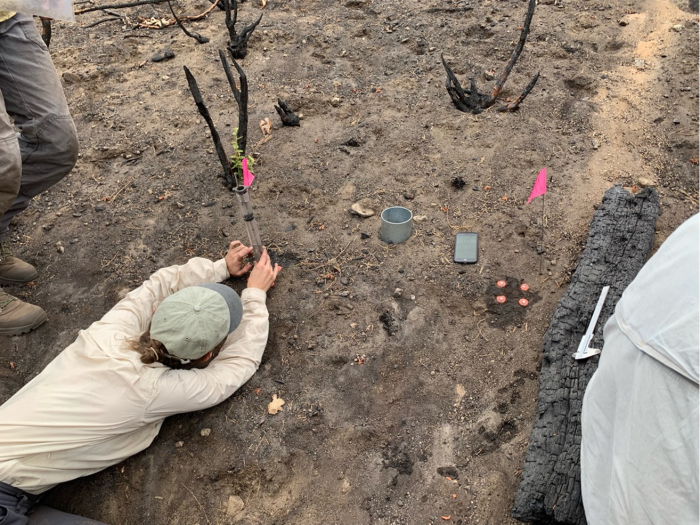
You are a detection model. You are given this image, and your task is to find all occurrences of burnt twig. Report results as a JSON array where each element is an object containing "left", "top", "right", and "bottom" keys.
[
  {"left": 84, "top": 16, "right": 122, "bottom": 27},
  {"left": 223, "top": 0, "right": 262, "bottom": 59},
  {"left": 183, "top": 66, "right": 237, "bottom": 187},
  {"left": 442, "top": 0, "right": 539, "bottom": 113},
  {"left": 76, "top": 0, "right": 167, "bottom": 14},
  {"left": 274, "top": 98, "right": 300, "bottom": 126},
  {"left": 166, "top": 0, "right": 209, "bottom": 43},
  {"left": 497, "top": 71, "right": 540, "bottom": 112},
  {"left": 40, "top": 18, "right": 51, "bottom": 47}
]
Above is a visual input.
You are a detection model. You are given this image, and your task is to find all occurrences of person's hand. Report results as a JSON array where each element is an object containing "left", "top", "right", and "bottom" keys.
[
  {"left": 225, "top": 241, "right": 253, "bottom": 277},
  {"left": 247, "top": 249, "right": 282, "bottom": 292}
]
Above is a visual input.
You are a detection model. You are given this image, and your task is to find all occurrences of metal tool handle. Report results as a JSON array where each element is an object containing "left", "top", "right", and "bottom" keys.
[
  {"left": 583, "top": 285, "right": 610, "bottom": 344},
  {"left": 574, "top": 285, "right": 610, "bottom": 359}
]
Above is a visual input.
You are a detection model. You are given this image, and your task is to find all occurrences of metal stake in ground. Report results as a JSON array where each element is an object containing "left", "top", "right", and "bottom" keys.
[
  {"left": 526, "top": 168, "right": 548, "bottom": 274},
  {"left": 539, "top": 193, "right": 545, "bottom": 275}
]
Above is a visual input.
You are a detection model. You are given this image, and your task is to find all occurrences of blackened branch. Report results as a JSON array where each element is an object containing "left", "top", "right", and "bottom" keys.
[
  {"left": 497, "top": 72, "right": 540, "bottom": 112},
  {"left": 219, "top": 50, "right": 249, "bottom": 161},
  {"left": 183, "top": 66, "right": 237, "bottom": 187},
  {"left": 76, "top": 0, "right": 167, "bottom": 15},
  {"left": 274, "top": 99, "right": 300, "bottom": 126},
  {"left": 442, "top": 0, "right": 538, "bottom": 114},
  {"left": 40, "top": 18, "right": 52, "bottom": 47},
  {"left": 486, "top": 0, "right": 537, "bottom": 104},
  {"left": 167, "top": 0, "right": 210, "bottom": 44},
  {"left": 223, "top": 0, "right": 262, "bottom": 59}
]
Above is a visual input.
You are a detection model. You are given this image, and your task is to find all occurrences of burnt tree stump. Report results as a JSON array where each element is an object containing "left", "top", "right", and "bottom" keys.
[{"left": 512, "top": 186, "right": 660, "bottom": 525}]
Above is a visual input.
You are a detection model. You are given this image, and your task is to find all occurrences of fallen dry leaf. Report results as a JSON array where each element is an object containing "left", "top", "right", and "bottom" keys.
[
  {"left": 441, "top": 517, "right": 451, "bottom": 521},
  {"left": 261, "top": 0, "right": 267, "bottom": 6},
  {"left": 268, "top": 394, "right": 285, "bottom": 415},
  {"left": 259, "top": 117, "right": 272, "bottom": 135}
]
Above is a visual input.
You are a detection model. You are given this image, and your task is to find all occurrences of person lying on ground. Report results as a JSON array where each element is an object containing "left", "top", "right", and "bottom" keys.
[
  {"left": 0, "top": 241, "right": 281, "bottom": 525},
  {"left": 581, "top": 214, "right": 698, "bottom": 525}
]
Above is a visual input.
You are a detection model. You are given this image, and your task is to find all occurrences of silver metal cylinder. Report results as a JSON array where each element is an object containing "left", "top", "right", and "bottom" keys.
[{"left": 380, "top": 206, "right": 413, "bottom": 244}]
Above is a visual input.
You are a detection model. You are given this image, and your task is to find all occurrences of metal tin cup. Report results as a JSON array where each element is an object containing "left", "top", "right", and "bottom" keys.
[{"left": 380, "top": 206, "right": 413, "bottom": 244}]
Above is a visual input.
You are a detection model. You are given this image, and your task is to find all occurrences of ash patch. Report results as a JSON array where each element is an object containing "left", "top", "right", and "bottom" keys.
[
  {"left": 437, "top": 466, "right": 459, "bottom": 479},
  {"left": 382, "top": 443, "right": 414, "bottom": 476},
  {"left": 380, "top": 311, "right": 400, "bottom": 336}
]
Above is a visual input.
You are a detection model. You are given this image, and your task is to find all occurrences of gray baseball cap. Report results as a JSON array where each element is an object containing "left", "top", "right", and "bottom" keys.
[{"left": 151, "top": 284, "right": 243, "bottom": 362}]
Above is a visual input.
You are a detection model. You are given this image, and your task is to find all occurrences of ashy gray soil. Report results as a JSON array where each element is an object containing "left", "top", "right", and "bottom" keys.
[{"left": 1, "top": 0, "right": 697, "bottom": 523}]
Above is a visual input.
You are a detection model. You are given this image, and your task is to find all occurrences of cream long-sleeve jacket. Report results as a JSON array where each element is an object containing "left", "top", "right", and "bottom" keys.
[{"left": 0, "top": 257, "right": 269, "bottom": 495}]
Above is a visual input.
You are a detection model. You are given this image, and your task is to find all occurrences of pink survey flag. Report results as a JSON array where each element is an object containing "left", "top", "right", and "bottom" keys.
[
  {"left": 527, "top": 168, "right": 547, "bottom": 204},
  {"left": 242, "top": 158, "right": 255, "bottom": 187}
]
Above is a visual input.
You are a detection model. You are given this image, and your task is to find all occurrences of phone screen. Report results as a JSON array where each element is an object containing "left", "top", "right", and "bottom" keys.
[{"left": 454, "top": 233, "right": 478, "bottom": 263}]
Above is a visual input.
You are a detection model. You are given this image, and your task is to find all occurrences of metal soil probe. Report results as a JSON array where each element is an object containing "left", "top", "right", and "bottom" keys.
[{"left": 235, "top": 185, "right": 263, "bottom": 261}]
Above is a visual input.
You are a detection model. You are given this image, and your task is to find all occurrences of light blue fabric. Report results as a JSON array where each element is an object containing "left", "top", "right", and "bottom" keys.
[{"left": 582, "top": 214, "right": 699, "bottom": 525}]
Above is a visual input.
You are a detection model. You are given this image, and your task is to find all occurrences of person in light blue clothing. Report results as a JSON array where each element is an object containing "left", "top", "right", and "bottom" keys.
[{"left": 582, "top": 214, "right": 699, "bottom": 525}]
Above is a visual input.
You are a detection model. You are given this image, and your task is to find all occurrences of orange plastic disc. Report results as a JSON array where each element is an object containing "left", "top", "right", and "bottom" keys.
[
  {"left": 519, "top": 298, "right": 529, "bottom": 307},
  {"left": 520, "top": 283, "right": 530, "bottom": 292},
  {"left": 496, "top": 295, "right": 506, "bottom": 304},
  {"left": 496, "top": 280, "right": 507, "bottom": 288}
]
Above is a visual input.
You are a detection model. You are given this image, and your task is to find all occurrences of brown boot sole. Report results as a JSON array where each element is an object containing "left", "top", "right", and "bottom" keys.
[
  {"left": 0, "top": 310, "right": 48, "bottom": 336},
  {"left": 0, "top": 272, "right": 40, "bottom": 286}
]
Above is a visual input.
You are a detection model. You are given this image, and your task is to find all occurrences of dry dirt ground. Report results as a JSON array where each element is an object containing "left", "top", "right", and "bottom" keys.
[{"left": 0, "top": 0, "right": 698, "bottom": 523}]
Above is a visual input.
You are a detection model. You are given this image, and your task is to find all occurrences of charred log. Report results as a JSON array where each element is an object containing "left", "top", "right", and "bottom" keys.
[{"left": 512, "top": 186, "right": 660, "bottom": 525}]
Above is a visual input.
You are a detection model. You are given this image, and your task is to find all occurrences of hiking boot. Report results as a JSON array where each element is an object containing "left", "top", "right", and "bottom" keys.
[
  {"left": 0, "top": 291, "right": 47, "bottom": 335},
  {"left": 0, "top": 243, "right": 39, "bottom": 285}
]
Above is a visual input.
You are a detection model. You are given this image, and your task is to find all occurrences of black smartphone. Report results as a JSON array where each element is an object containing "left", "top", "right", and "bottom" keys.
[{"left": 454, "top": 232, "right": 479, "bottom": 264}]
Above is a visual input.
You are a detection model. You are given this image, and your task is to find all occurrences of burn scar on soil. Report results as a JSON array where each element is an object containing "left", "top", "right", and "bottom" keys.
[
  {"left": 485, "top": 276, "right": 541, "bottom": 328},
  {"left": 382, "top": 442, "right": 414, "bottom": 476}
]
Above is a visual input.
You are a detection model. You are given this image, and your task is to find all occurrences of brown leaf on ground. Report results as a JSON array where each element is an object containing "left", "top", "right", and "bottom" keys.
[
  {"left": 259, "top": 118, "right": 272, "bottom": 136},
  {"left": 268, "top": 394, "right": 285, "bottom": 414}
]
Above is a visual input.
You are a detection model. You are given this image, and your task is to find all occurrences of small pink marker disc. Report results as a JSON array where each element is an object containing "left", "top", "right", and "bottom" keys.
[
  {"left": 520, "top": 283, "right": 530, "bottom": 292},
  {"left": 519, "top": 298, "right": 529, "bottom": 307},
  {"left": 496, "top": 295, "right": 507, "bottom": 304},
  {"left": 496, "top": 280, "right": 507, "bottom": 288}
]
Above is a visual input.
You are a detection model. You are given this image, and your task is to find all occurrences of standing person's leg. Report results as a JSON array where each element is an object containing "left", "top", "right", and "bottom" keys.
[
  {"left": 0, "top": 14, "right": 78, "bottom": 238},
  {"left": 0, "top": 481, "right": 39, "bottom": 525},
  {"left": 28, "top": 505, "right": 108, "bottom": 524},
  {"left": 0, "top": 14, "right": 78, "bottom": 335},
  {"left": 0, "top": 83, "right": 20, "bottom": 220}
]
